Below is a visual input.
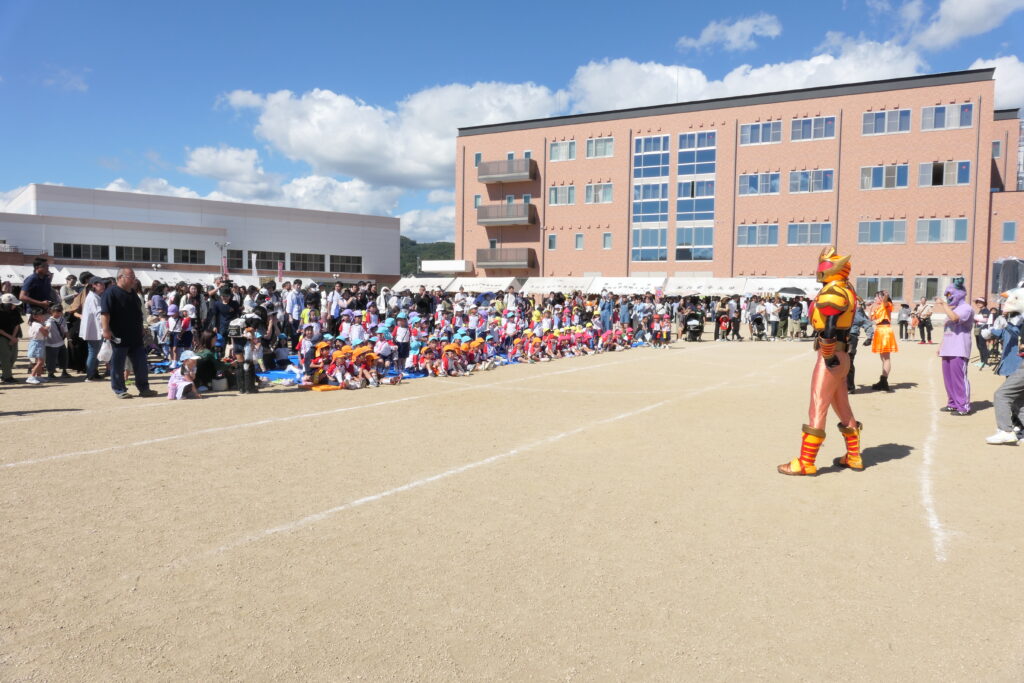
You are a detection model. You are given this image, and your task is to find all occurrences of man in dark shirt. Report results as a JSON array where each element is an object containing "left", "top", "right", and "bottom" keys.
[
  {"left": 208, "top": 289, "right": 240, "bottom": 356},
  {"left": 19, "top": 257, "right": 56, "bottom": 311},
  {"left": 0, "top": 293, "right": 23, "bottom": 382},
  {"left": 100, "top": 267, "right": 157, "bottom": 398}
]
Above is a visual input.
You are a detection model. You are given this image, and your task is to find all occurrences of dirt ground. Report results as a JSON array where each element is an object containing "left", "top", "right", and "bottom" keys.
[{"left": 1, "top": 333, "right": 1021, "bottom": 681}]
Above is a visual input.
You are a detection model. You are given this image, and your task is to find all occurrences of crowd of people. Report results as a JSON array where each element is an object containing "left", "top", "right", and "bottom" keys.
[{"left": 0, "top": 258, "right": 1010, "bottom": 443}]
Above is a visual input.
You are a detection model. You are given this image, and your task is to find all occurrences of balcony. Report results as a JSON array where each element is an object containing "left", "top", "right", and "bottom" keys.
[
  {"left": 476, "top": 202, "right": 537, "bottom": 226},
  {"left": 476, "top": 248, "right": 536, "bottom": 270},
  {"left": 477, "top": 158, "right": 537, "bottom": 183}
]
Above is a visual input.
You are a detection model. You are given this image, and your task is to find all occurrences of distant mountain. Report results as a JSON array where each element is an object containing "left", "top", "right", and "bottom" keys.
[{"left": 400, "top": 235, "right": 454, "bottom": 276}]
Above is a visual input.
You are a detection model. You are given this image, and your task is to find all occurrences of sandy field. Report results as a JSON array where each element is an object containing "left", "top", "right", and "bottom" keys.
[{"left": 1, "top": 334, "right": 1020, "bottom": 681}]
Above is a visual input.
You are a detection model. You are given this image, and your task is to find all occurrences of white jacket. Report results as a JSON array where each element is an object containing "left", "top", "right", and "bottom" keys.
[{"left": 81, "top": 291, "right": 103, "bottom": 341}]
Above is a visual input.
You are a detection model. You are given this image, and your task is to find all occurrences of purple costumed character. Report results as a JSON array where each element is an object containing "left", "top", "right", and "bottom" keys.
[{"left": 936, "top": 277, "right": 974, "bottom": 415}]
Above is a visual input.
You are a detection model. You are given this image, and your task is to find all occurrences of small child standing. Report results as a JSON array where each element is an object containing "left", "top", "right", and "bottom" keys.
[
  {"left": 44, "top": 304, "right": 70, "bottom": 379},
  {"left": 26, "top": 308, "right": 48, "bottom": 384}
]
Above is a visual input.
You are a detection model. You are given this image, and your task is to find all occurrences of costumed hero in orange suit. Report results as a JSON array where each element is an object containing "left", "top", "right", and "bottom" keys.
[{"left": 778, "top": 248, "right": 863, "bottom": 476}]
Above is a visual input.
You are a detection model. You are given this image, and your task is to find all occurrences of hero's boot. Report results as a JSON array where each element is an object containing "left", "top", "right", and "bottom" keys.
[
  {"left": 834, "top": 421, "right": 864, "bottom": 470},
  {"left": 871, "top": 374, "right": 889, "bottom": 391},
  {"left": 778, "top": 425, "right": 825, "bottom": 476}
]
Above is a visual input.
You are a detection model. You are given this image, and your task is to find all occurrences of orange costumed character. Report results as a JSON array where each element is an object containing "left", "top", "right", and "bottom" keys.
[{"left": 778, "top": 247, "right": 863, "bottom": 476}]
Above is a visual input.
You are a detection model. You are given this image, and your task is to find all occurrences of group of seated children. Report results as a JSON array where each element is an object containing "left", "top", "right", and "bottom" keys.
[{"left": 289, "top": 309, "right": 647, "bottom": 390}]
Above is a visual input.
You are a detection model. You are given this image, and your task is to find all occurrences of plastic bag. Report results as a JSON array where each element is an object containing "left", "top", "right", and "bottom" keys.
[{"left": 97, "top": 340, "right": 113, "bottom": 362}]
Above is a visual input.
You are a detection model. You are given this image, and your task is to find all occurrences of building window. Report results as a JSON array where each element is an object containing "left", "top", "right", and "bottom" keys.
[
  {"left": 676, "top": 180, "right": 715, "bottom": 221},
  {"left": 116, "top": 246, "right": 167, "bottom": 263},
  {"left": 739, "top": 122, "right": 780, "bottom": 145},
  {"left": 918, "top": 161, "right": 971, "bottom": 187},
  {"left": 791, "top": 116, "right": 836, "bottom": 141},
  {"left": 473, "top": 194, "right": 481, "bottom": 208},
  {"left": 602, "top": 232, "right": 612, "bottom": 249},
  {"left": 678, "top": 131, "right": 716, "bottom": 177},
  {"left": 173, "top": 249, "right": 205, "bottom": 265},
  {"left": 1004, "top": 221, "right": 1017, "bottom": 242},
  {"left": 916, "top": 218, "right": 968, "bottom": 243},
  {"left": 585, "top": 183, "right": 613, "bottom": 204},
  {"left": 290, "top": 253, "right": 325, "bottom": 272},
  {"left": 631, "top": 227, "right": 667, "bottom": 261},
  {"left": 330, "top": 255, "right": 362, "bottom": 273},
  {"left": 859, "top": 277, "right": 904, "bottom": 301},
  {"left": 523, "top": 194, "right": 532, "bottom": 204},
  {"left": 524, "top": 150, "right": 532, "bottom": 160},
  {"left": 547, "top": 234, "right": 557, "bottom": 250},
  {"left": 861, "top": 109, "right": 911, "bottom": 135},
  {"left": 575, "top": 233, "right": 584, "bottom": 250},
  {"left": 633, "top": 135, "right": 670, "bottom": 178},
  {"left": 549, "top": 140, "right": 576, "bottom": 162},
  {"left": 248, "top": 250, "right": 285, "bottom": 271},
  {"left": 993, "top": 140, "right": 1003, "bottom": 158},
  {"left": 736, "top": 224, "right": 778, "bottom": 247},
  {"left": 738, "top": 172, "right": 780, "bottom": 196},
  {"left": 912, "top": 276, "right": 950, "bottom": 301},
  {"left": 858, "top": 220, "right": 906, "bottom": 244},
  {"left": 505, "top": 194, "right": 514, "bottom": 204},
  {"left": 548, "top": 185, "right": 576, "bottom": 206},
  {"left": 226, "top": 249, "right": 243, "bottom": 270},
  {"left": 787, "top": 223, "right": 832, "bottom": 245},
  {"left": 488, "top": 239, "right": 498, "bottom": 250},
  {"left": 473, "top": 152, "right": 481, "bottom": 167},
  {"left": 632, "top": 182, "right": 669, "bottom": 223},
  {"left": 860, "top": 164, "right": 909, "bottom": 190},
  {"left": 922, "top": 103, "right": 973, "bottom": 131},
  {"left": 53, "top": 242, "right": 109, "bottom": 260},
  {"left": 676, "top": 226, "right": 713, "bottom": 261},
  {"left": 789, "top": 169, "right": 834, "bottom": 193},
  {"left": 586, "top": 137, "right": 614, "bottom": 158},
  {"left": 506, "top": 152, "right": 514, "bottom": 160}
]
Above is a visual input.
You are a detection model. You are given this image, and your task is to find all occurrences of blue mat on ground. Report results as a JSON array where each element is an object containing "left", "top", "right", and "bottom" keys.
[{"left": 258, "top": 370, "right": 300, "bottom": 381}]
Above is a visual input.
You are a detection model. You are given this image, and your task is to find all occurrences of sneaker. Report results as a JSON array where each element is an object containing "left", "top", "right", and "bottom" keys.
[
  {"left": 137, "top": 389, "right": 159, "bottom": 398},
  {"left": 47, "top": 373, "right": 57, "bottom": 379},
  {"left": 939, "top": 406, "right": 954, "bottom": 412},
  {"left": 25, "top": 376, "right": 41, "bottom": 384},
  {"left": 37, "top": 376, "right": 48, "bottom": 383},
  {"left": 115, "top": 391, "right": 133, "bottom": 399},
  {"left": 986, "top": 430, "right": 1019, "bottom": 445},
  {"left": 61, "top": 371, "right": 72, "bottom": 378},
  {"left": 950, "top": 410, "right": 972, "bottom": 416}
]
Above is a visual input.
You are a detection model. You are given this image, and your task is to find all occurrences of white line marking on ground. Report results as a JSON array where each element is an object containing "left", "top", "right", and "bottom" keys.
[
  {"left": 189, "top": 400, "right": 671, "bottom": 563},
  {"left": 3, "top": 347, "right": 712, "bottom": 469},
  {"left": 920, "top": 362, "right": 951, "bottom": 562}
]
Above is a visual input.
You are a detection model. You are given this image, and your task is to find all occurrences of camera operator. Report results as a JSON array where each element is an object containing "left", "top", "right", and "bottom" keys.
[{"left": 227, "top": 304, "right": 266, "bottom": 394}]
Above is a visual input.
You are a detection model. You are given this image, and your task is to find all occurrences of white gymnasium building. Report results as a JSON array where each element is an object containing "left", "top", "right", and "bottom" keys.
[{"left": 0, "top": 184, "right": 400, "bottom": 287}]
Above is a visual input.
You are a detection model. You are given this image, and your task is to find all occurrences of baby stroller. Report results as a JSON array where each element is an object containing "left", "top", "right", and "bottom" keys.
[
  {"left": 684, "top": 312, "right": 704, "bottom": 342},
  {"left": 751, "top": 313, "right": 768, "bottom": 341}
]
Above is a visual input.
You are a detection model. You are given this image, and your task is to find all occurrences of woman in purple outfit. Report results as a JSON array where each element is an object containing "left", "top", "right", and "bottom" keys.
[{"left": 934, "top": 277, "right": 975, "bottom": 416}]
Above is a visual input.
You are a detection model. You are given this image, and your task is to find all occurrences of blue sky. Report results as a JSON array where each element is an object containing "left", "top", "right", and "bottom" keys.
[{"left": 1, "top": 0, "right": 1022, "bottom": 241}]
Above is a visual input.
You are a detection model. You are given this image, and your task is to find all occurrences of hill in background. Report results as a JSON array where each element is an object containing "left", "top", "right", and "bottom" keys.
[{"left": 400, "top": 235, "right": 454, "bottom": 276}]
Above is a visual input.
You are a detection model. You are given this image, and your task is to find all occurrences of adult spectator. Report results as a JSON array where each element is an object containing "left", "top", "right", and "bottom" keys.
[
  {"left": 973, "top": 297, "right": 992, "bottom": 368},
  {"left": 915, "top": 297, "right": 934, "bottom": 344},
  {"left": 100, "top": 267, "right": 157, "bottom": 398},
  {"left": 0, "top": 292, "right": 22, "bottom": 383},
  {"left": 209, "top": 288, "right": 240, "bottom": 356},
  {"left": 60, "top": 274, "right": 79, "bottom": 306},
  {"left": 19, "top": 257, "right": 56, "bottom": 311},
  {"left": 79, "top": 277, "right": 107, "bottom": 381}
]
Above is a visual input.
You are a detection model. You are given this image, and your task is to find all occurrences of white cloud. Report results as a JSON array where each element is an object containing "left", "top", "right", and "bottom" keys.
[
  {"left": 677, "top": 13, "right": 782, "bottom": 52},
  {"left": 0, "top": 185, "right": 30, "bottom": 212},
  {"left": 568, "top": 36, "right": 924, "bottom": 113},
  {"left": 399, "top": 205, "right": 455, "bottom": 242},
  {"left": 915, "top": 0, "right": 1024, "bottom": 50},
  {"left": 104, "top": 177, "right": 199, "bottom": 198},
  {"left": 182, "top": 145, "right": 278, "bottom": 199},
  {"left": 426, "top": 189, "right": 455, "bottom": 204},
  {"left": 43, "top": 67, "right": 90, "bottom": 92},
  {"left": 276, "top": 176, "right": 402, "bottom": 215},
  {"left": 970, "top": 55, "right": 1024, "bottom": 108},
  {"left": 223, "top": 81, "right": 563, "bottom": 189}
]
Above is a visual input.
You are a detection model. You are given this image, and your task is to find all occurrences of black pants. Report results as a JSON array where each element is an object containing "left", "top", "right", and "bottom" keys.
[
  {"left": 919, "top": 318, "right": 933, "bottom": 343},
  {"left": 729, "top": 317, "right": 742, "bottom": 340},
  {"left": 898, "top": 321, "right": 908, "bottom": 339},
  {"left": 976, "top": 333, "right": 991, "bottom": 364},
  {"left": 847, "top": 334, "right": 859, "bottom": 390}
]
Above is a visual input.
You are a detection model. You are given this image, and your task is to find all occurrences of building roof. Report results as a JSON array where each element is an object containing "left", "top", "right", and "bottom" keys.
[
  {"left": 995, "top": 108, "right": 1021, "bottom": 121},
  {"left": 458, "top": 68, "right": 995, "bottom": 137}
]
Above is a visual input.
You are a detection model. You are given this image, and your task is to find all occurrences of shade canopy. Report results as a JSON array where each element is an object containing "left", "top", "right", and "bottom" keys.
[
  {"left": 391, "top": 277, "right": 454, "bottom": 292},
  {"left": 519, "top": 277, "right": 594, "bottom": 295},
  {"left": 587, "top": 277, "right": 667, "bottom": 295},
  {"left": 449, "top": 276, "right": 522, "bottom": 293}
]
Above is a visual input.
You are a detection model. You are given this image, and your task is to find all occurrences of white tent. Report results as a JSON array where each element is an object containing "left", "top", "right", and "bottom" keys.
[
  {"left": 664, "top": 277, "right": 715, "bottom": 296},
  {"left": 702, "top": 278, "right": 749, "bottom": 296},
  {"left": 0, "top": 265, "right": 24, "bottom": 282},
  {"left": 519, "top": 276, "right": 594, "bottom": 295},
  {"left": 391, "top": 277, "right": 454, "bottom": 292},
  {"left": 587, "top": 276, "right": 666, "bottom": 295},
  {"left": 448, "top": 276, "right": 522, "bottom": 293},
  {"left": 743, "top": 277, "right": 820, "bottom": 296}
]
